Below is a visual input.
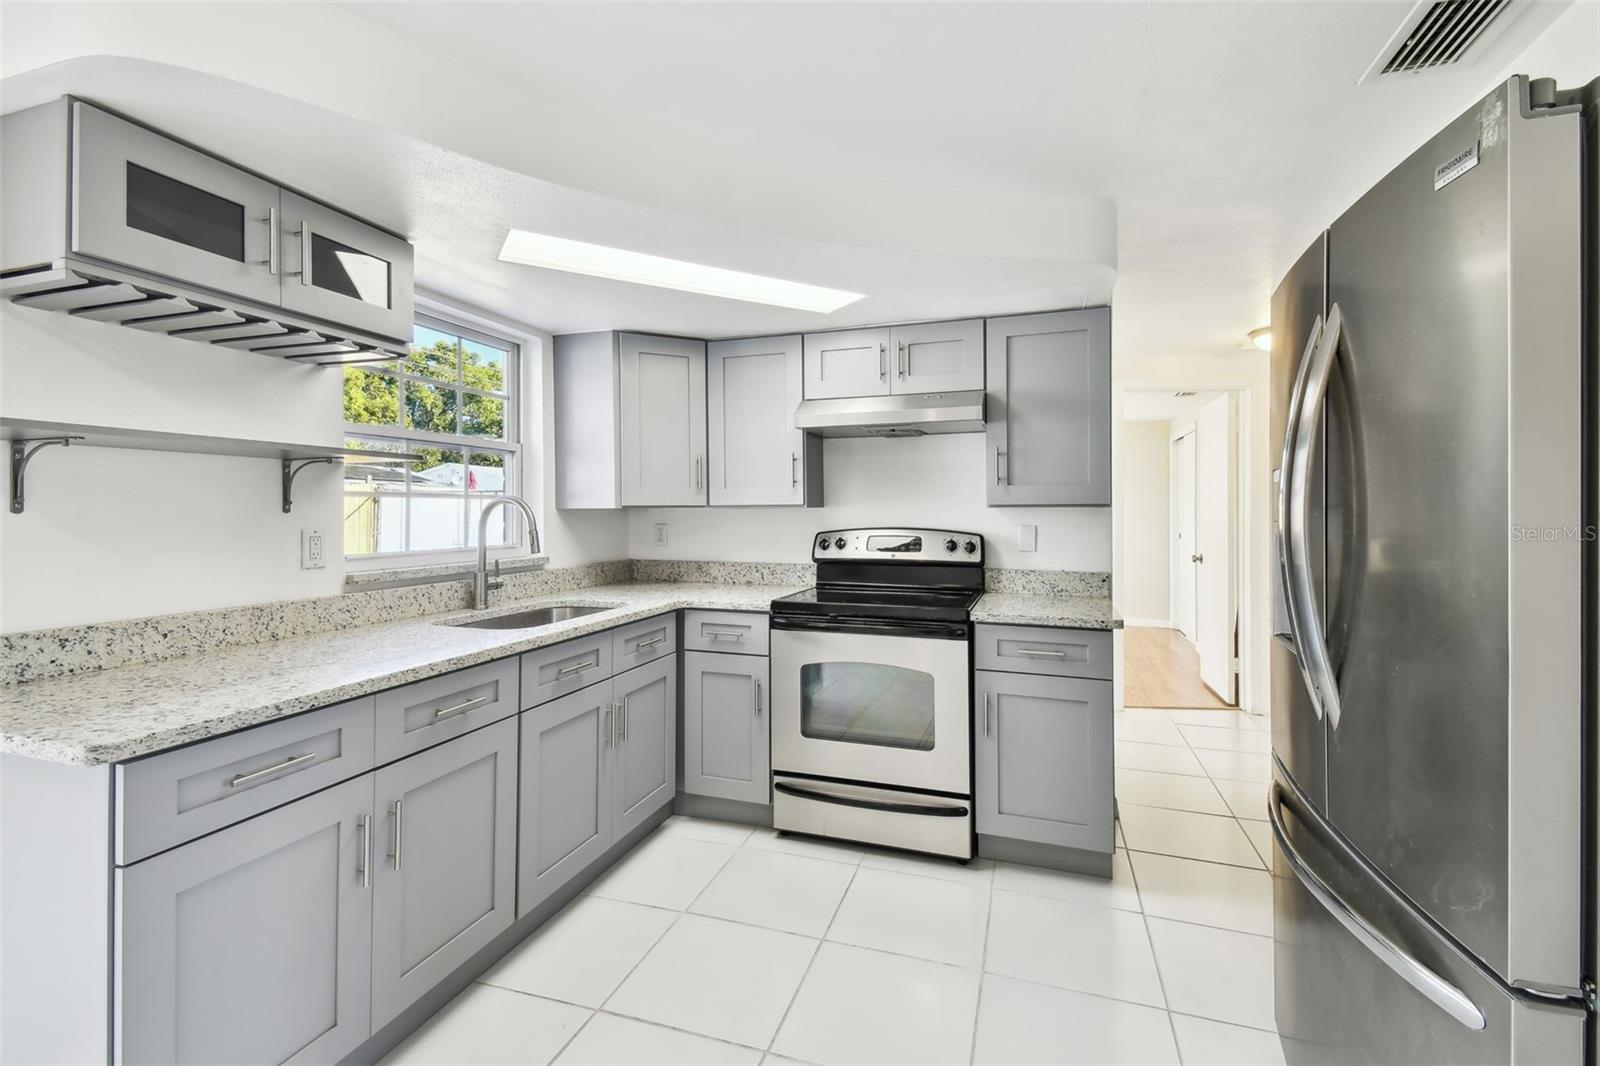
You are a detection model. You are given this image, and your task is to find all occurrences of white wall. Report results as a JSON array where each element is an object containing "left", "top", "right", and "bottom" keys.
[
  {"left": 1119, "top": 420, "right": 1170, "bottom": 625},
  {"left": 628, "top": 432, "right": 1112, "bottom": 571}
]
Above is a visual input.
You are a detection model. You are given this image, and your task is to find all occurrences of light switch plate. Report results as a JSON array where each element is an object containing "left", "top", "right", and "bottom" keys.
[
  {"left": 1019, "top": 524, "right": 1038, "bottom": 552},
  {"left": 301, "top": 528, "right": 327, "bottom": 569},
  {"left": 653, "top": 522, "right": 669, "bottom": 547}
]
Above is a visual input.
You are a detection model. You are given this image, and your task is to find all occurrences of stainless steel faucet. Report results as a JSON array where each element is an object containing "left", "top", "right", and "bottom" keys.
[{"left": 474, "top": 495, "right": 542, "bottom": 610}]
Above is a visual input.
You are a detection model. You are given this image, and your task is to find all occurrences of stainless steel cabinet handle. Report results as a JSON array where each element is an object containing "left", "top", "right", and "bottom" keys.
[
  {"left": 1288, "top": 305, "right": 1345, "bottom": 730},
  {"left": 636, "top": 635, "right": 667, "bottom": 652},
  {"left": 791, "top": 452, "right": 799, "bottom": 488},
  {"left": 557, "top": 658, "right": 597, "bottom": 678},
  {"left": 1278, "top": 314, "right": 1324, "bottom": 719},
  {"left": 229, "top": 751, "right": 317, "bottom": 787},
  {"left": 388, "top": 799, "right": 403, "bottom": 871},
  {"left": 1268, "top": 783, "right": 1485, "bottom": 1030},
  {"left": 1016, "top": 647, "right": 1068, "bottom": 660},
  {"left": 433, "top": 694, "right": 488, "bottom": 720},
  {"left": 262, "top": 206, "right": 279, "bottom": 275},
  {"left": 298, "top": 220, "right": 311, "bottom": 286},
  {"left": 898, "top": 340, "right": 906, "bottom": 379},
  {"left": 995, "top": 449, "right": 1007, "bottom": 486},
  {"left": 983, "top": 692, "right": 992, "bottom": 737},
  {"left": 695, "top": 454, "right": 703, "bottom": 492},
  {"left": 754, "top": 678, "right": 763, "bottom": 716},
  {"left": 605, "top": 703, "right": 616, "bottom": 748},
  {"left": 879, "top": 342, "right": 887, "bottom": 381},
  {"left": 619, "top": 697, "right": 630, "bottom": 742},
  {"left": 706, "top": 628, "right": 747, "bottom": 641},
  {"left": 357, "top": 813, "right": 372, "bottom": 888}
]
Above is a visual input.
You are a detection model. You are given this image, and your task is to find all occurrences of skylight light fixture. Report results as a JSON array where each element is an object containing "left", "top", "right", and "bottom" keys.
[{"left": 498, "top": 230, "right": 865, "bottom": 314}]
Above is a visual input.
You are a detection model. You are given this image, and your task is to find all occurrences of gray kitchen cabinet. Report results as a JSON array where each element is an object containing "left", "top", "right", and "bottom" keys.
[
  {"left": 553, "top": 331, "right": 707, "bottom": 508},
  {"left": 370, "top": 719, "right": 517, "bottom": 1030},
  {"left": 518, "top": 682, "right": 615, "bottom": 917},
  {"left": 682, "top": 651, "right": 770, "bottom": 805},
  {"left": 619, "top": 333, "right": 708, "bottom": 506},
  {"left": 889, "top": 319, "right": 984, "bottom": 393},
  {"left": 985, "top": 308, "right": 1111, "bottom": 505},
  {"left": 708, "top": 334, "right": 820, "bottom": 506},
  {"left": 974, "top": 669, "right": 1114, "bottom": 853},
  {"left": 612, "top": 656, "right": 678, "bottom": 840},
  {"left": 115, "top": 775, "right": 374, "bottom": 1066},
  {"left": 276, "top": 190, "right": 415, "bottom": 343},
  {"left": 803, "top": 327, "right": 890, "bottom": 399}
]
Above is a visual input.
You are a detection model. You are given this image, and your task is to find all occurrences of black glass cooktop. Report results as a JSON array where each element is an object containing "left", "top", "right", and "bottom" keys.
[{"left": 771, "top": 583, "right": 982, "bottom": 623}]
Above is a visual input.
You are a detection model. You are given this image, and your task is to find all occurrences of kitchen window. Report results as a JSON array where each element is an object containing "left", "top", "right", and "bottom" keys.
[{"left": 342, "top": 313, "right": 521, "bottom": 559}]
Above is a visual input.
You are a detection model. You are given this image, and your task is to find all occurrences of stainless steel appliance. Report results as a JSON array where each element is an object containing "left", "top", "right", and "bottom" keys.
[
  {"left": 770, "top": 527, "right": 983, "bottom": 859},
  {"left": 1269, "top": 75, "right": 1596, "bottom": 1064}
]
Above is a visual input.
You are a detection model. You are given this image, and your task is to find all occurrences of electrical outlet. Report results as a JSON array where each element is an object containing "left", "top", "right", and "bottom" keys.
[
  {"left": 653, "top": 522, "right": 669, "bottom": 547},
  {"left": 1019, "top": 524, "right": 1038, "bottom": 552},
  {"left": 301, "top": 528, "right": 327, "bottom": 570}
]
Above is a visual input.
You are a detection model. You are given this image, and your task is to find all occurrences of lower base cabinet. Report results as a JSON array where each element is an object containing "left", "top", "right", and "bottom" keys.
[
  {"left": 518, "top": 656, "right": 677, "bottom": 917},
  {"left": 371, "top": 718, "right": 517, "bottom": 1029},
  {"left": 974, "top": 669, "right": 1113, "bottom": 853},
  {"left": 681, "top": 651, "right": 770, "bottom": 805},
  {"left": 116, "top": 775, "right": 375, "bottom": 1066}
]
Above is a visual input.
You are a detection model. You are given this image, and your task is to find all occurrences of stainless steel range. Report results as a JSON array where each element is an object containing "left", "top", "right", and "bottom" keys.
[{"left": 769, "top": 527, "right": 982, "bottom": 860}]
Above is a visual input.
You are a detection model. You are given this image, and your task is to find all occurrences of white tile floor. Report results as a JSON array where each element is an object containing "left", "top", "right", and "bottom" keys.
[{"left": 383, "top": 706, "right": 1282, "bottom": 1066}]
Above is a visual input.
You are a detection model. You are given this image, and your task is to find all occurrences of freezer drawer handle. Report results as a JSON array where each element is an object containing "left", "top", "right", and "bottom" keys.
[
  {"left": 774, "top": 780, "right": 968, "bottom": 818},
  {"left": 1267, "top": 782, "right": 1485, "bottom": 1031}
]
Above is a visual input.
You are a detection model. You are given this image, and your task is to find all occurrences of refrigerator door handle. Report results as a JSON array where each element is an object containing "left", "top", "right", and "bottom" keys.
[
  {"left": 1288, "top": 304, "right": 1345, "bottom": 729},
  {"left": 1269, "top": 781, "right": 1487, "bottom": 1032},
  {"left": 1277, "top": 314, "right": 1324, "bottom": 716}
]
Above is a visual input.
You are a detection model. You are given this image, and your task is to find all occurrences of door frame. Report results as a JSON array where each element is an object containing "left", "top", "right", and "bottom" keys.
[
  {"left": 1171, "top": 430, "right": 1198, "bottom": 642},
  {"left": 1113, "top": 382, "right": 1257, "bottom": 714}
]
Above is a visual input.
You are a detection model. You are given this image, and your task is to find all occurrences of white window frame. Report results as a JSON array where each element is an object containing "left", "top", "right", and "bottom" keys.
[{"left": 343, "top": 307, "right": 526, "bottom": 567}]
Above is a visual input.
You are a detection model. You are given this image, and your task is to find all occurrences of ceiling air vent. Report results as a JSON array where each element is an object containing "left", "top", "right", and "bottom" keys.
[{"left": 1360, "top": 0, "right": 1521, "bottom": 83}]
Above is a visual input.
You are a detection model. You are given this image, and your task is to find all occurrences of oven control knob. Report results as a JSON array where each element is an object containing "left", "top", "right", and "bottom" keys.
[
  {"left": 834, "top": 537, "right": 847, "bottom": 550},
  {"left": 816, "top": 537, "right": 829, "bottom": 552},
  {"left": 944, "top": 538, "right": 959, "bottom": 553},
  {"left": 962, "top": 540, "right": 978, "bottom": 555}
]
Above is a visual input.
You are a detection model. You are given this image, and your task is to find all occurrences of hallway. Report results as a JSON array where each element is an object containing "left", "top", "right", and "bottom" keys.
[{"left": 1125, "top": 626, "right": 1232, "bottom": 709}]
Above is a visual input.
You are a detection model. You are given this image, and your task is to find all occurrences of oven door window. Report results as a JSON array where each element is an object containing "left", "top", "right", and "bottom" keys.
[{"left": 800, "top": 662, "right": 936, "bottom": 752}]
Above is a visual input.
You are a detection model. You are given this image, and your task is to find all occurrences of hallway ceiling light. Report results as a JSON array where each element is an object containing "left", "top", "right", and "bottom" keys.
[
  {"left": 498, "top": 230, "right": 866, "bottom": 313},
  {"left": 1248, "top": 326, "right": 1272, "bottom": 351}
]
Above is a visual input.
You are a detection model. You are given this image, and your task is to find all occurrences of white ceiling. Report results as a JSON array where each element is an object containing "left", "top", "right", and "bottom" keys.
[
  {"left": 1122, "top": 390, "right": 1226, "bottom": 423},
  {"left": 2, "top": 1, "right": 1593, "bottom": 357}
]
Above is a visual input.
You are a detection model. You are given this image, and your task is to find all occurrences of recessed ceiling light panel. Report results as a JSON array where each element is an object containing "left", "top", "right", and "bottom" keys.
[{"left": 498, "top": 230, "right": 865, "bottom": 313}]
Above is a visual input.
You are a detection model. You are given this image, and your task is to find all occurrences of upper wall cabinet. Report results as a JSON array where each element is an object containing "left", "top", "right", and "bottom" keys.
[
  {"left": 986, "top": 308, "right": 1111, "bottom": 506},
  {"left": 708, "top": 335, "right": 821, "bottom": 507},
  {"left": 2, "top": 98, "right": 415, "bottom": 357},
  {"left": 554, "top": 331, "right": 707, "bottom": 509},
  {"left": 803, "top": 319, "right": 983, "bottom": 400}
]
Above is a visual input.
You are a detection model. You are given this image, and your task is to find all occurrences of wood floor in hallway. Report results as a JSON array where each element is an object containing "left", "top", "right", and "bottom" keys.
[{"left": 1125, "top": 625, "right": 1233, "bottom": 709}]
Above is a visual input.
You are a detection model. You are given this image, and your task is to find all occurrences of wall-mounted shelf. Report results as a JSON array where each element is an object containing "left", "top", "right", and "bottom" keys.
[{"left": 1, "top": 418, "right": 418, "bottom": 515}]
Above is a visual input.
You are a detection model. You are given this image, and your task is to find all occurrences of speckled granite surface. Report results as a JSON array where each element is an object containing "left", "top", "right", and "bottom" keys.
[
  {"left": 983, "top": 569, "right": 1111, "bottom": 596},
  {"left": 972, "top": 592, "right": 1123, "bottom": 630},
  {"left": 631, "top": 559, "right": 816, "bottom": 586},
  {"left": 0, "top": 583, "right": 797, "bottom": 766}
]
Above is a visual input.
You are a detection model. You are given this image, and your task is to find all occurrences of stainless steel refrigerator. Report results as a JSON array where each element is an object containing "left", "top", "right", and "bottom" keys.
[{"left": 1269, "top": 74, "right": 1597, "bottom": 1064}]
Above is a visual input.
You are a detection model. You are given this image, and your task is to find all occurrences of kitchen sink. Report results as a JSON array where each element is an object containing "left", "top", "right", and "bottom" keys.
[{"left": 450, "top": 605, "right": 612, "bottom": 630}]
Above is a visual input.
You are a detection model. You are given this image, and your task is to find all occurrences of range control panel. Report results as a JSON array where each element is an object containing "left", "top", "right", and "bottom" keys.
[{"left": 811, "top": 527, "right": 984, "bottom": 564}]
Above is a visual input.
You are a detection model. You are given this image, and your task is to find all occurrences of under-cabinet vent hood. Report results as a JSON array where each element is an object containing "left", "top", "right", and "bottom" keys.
[{"left": 794, "top": 391, "right": 986, "bottom": 438}]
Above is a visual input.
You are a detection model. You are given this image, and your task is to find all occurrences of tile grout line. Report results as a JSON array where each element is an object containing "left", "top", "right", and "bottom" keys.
[
  {"left": 967, "top": 859, "right": 999, "bottom": 1066},
  {"left": 762, "top": 857, "right": 863, "bottom": 1057},
  {"left": 1123, "top": 834, "right": 1187, "bottom": 1064}
]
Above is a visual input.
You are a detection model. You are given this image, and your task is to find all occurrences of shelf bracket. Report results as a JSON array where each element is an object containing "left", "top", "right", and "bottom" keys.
[
  {"left": 9, "top": 436, "right": 84, "bottom": 514},
  {"left": 282, "top": 457, "right": 336, "bottom": 514}
]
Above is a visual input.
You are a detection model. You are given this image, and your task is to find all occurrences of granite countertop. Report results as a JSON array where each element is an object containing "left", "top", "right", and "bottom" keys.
[
  {"left": 971, "top": 592, "right": 1123, "bottom": 630},
  {"left": 0, "top": 582, "right": 799, "bottom": 767}
]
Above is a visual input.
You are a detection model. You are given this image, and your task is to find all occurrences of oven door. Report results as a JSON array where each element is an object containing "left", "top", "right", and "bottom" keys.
[{"left": 770, "top": 617, "right": 971, "bottom": 795}]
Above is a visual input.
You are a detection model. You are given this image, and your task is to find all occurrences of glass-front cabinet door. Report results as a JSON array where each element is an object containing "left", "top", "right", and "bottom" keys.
[
  {"left": 279, "top": 190, "right": 414, "bottom": 342},
  {"left": 71, "top": 102, "right": 282, "bottom": 305}
]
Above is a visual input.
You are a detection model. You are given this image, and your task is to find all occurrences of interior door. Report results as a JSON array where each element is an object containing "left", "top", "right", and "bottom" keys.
[
  {"left": 619, "top": 333, "right": 708, "bottom": 506},
  {"left": 612, "top": 656, "right": 677, "bottom": 840},
  {"left": 71, "top": 102, "right": 281, "bottom": 305},
  {"left": 1172, "top": 432, "right": 1197, "bottom": 641},
  {"left": 708, "top": 335, "right": 806, "bottom": 506},
  {"left": 802, "top": 328, "right": 890, "bottom": 399},
  {"left": 115, "top": 776, "right": 373, "bottom": 1066},
  {"left": 277, "top": 190, "right": 413, "bottom": 342},
  {"left": 1194, "top": 395, "right": 1236, "bottom": 702},
  {"left": 518, "top": 683, "right": 614, "bottom": 917},
  {"left": 370, "top": 719, "right": 516, "bottom": 1030}
]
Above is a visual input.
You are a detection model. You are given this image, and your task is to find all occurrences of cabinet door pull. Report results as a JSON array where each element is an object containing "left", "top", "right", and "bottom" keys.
[
  {"left": 388, "top": 800, "right": 403, "bottom": 870},
  {"left": 995, "top": 449, "right": 1007, "bottom": 486},
  {"left": 983, "top": 692, "right": 992, "bottom": 737},
  {"left": 695, "top": 454, "right": 703, "bottom": 492},
  {"left": 879, "top": 342, "right": 887, "bottom": 382},
  {"left": 556, "top": 658, "right": 597, "bottom": 678},
  {"left": 898, "top": 340, "right": 906, "bottom": 379},
  {"left": 636, "top": 635, "right": 667, "bottom": 652},
  {"left": 296, "top": 220, "right": 312, "bottom": 285},
  {"left": 1016, "top": 647, "right": 1068, "bottom": 660},
  {"left": 754, "top": 678, "right": 763, "bottom": 716},
  {"left": 706, "top": 627, "right": 747, "bottom": 642},
  {"left": 229, "top": 751, "right": 317, "bottom": 788},
  {"left": 791, "top": 452, "right": 799, "bottom": 488},
  {"left": 261, "top": 206, "right": 279, "bottom": 275},
  {"left": 433, "top": 694, "right": 489, "bottom": 720},
  {"left": 620, "top": 696, "right": 630, "bottom": 742},
  {"left": 605, "top": 703, "right": 616, "bottom": 748},
  {"left": 357, "top": 813, "right": 372, "bottom": 888}
]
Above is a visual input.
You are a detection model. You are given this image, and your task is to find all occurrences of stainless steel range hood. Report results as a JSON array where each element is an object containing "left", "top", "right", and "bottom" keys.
[{"left": 793, "top": 391, "right": 986, "bottom": 437}]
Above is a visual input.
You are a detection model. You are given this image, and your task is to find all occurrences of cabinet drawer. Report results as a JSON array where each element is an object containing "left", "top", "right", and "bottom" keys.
[
  {"left": 115, "top": 697, "right": 375, "bottom": 865},
  {"left": 974, "top": 624, "right": 1112, "bottom": 680},
  {"left": 521, "top": 634, "right": 613, "bottom": 708},
  {"left": 374, "top": 658, "right": 519, "bottom": 764},
  {"left": 613, "top": 613, "right": 677, "bottom": 673},
  {"left": 681, "top": 610, "right": 769, "bottom": 655}
]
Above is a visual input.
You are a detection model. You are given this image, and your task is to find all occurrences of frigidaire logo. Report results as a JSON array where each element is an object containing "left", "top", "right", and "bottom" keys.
[{"left": 1509, "top": 524, "right": 1597, "bottom": 542}]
